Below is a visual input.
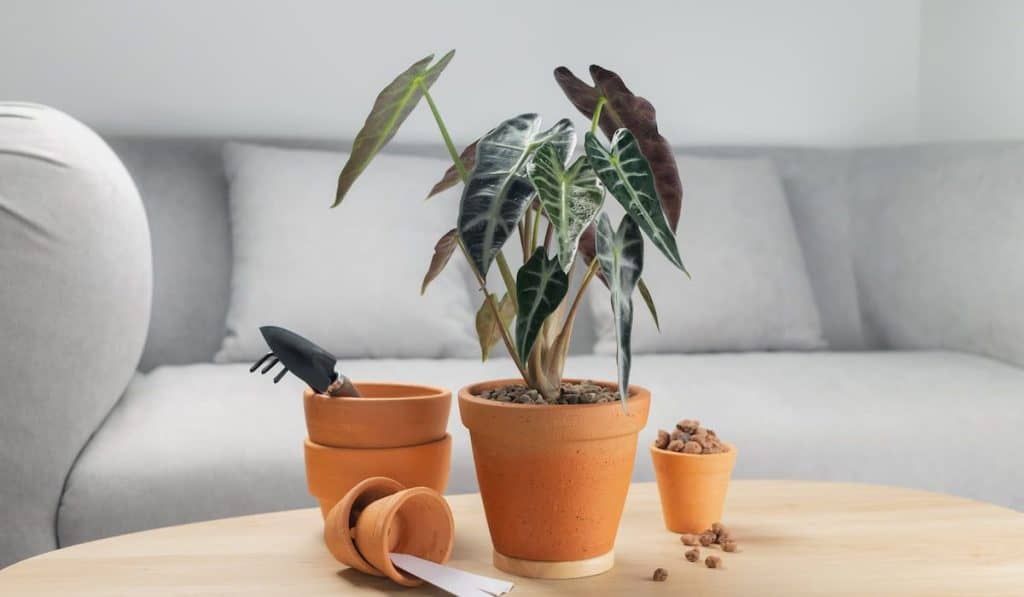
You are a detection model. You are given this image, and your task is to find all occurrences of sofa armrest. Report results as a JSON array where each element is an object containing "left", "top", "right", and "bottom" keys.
[{"left": 0, "top": 104, "right": 152, "bottom": 568}]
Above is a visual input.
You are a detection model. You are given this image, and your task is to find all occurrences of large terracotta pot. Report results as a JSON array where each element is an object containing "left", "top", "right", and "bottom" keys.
[
  {"left": 458, "top": 378, "right": 650, "bottom": 579},
  {"left": 650, "top": 443, "right": 737, "bottom": 533},
  {"left": 303, "top": 381, "right": 452, "bottom": 518}
]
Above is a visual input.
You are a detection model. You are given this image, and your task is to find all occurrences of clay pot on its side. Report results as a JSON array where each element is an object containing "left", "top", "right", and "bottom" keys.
[
  {"left": 458, "top": 379, "right": 651, "bottom": 579},
  {"left": 303, "top": 382, "right": 452, "bottom": 518},
  {"left": 650, "top": 443, "right": 737, "bottom": 533},
  {"left": 324, "top": 476, "right": 454, "bottom": 587}
]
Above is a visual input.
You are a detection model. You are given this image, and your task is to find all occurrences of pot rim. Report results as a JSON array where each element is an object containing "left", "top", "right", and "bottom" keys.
[
  {"left": 304, "top": 380, "right": 449, "bottom": 403},
  {"left": 649, "top": 442, "right": 738, "bottom": 459},
  {"left": 304, "top": 433, "right": 451, "bottom": 454},
  {"left": 458, "top": 377, "right": 646, "bottom": 410}
]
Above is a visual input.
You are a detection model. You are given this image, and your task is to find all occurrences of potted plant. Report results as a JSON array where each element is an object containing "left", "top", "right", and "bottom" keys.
[{"left": 333, "top": 51, "right": 686, "bottom": 578}]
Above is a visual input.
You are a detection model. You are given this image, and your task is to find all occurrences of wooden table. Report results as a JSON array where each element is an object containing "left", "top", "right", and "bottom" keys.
[{"left": 2, "top": 481, "right": 1023, "bottom": 595}]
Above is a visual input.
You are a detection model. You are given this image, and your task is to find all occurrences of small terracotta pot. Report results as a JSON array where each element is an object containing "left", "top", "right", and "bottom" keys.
[
  {"left": 324, "top": 476, "right": 454, "bottom": 587},
  {"left": 303, "top": 382, "right": 450, "bottom": 448},
  {"left": 650, "top": 443, "right": 737, "bottom": 533},
  {"left": 459, "top": 378, "right": 650, "bottom": 579},
  {"left": 305, "top": 434, "right": 451, "bottom": 518}
]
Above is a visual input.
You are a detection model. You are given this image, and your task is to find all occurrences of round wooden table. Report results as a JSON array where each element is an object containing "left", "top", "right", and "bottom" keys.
[{"left": 2, "top": 481, "right": 1022, "bottom": 595}]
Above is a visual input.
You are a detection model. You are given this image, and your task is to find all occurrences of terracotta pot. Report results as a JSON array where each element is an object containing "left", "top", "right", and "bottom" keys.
[
  {"left": 324, "top": 476, "right": 454, "bottom": 587},
  {"left": 458, "top": 378, "right": 650, "bottom": 579},
  {"left": 303, "top": 382, "right": 450, "bottom": 448},
  {"left": 305, "top": 434, "right": 451, "bottom": 518},
  {"left": 649, "top": 443, "right": 737, "bottom": 533}
]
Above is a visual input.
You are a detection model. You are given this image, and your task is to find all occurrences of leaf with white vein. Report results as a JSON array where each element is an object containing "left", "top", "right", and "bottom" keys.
[
  {"left": 585, "top": 130, "right": 687, "bottom": 275},
  {"left": 457, "top": 114, "right": 575, "bottom": 276},
  {"left": 527, "top": 144, "right": 605, "bottom": 271},
  {"left": 514, "top": 248, "right": 569, "bottom": 364},
  {"left": 595, "top": 213, "right": 644, "bottom": 402}
]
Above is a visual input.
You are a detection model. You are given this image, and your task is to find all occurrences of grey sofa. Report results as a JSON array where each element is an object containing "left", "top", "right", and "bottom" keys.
[{"left": 2, "top": 106, "right": 1022, "bottom": 568}]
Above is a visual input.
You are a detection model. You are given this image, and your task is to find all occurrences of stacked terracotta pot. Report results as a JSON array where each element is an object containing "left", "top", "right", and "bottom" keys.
[{"left": 303, "top": 382, "right": 452, "bottom": 518}]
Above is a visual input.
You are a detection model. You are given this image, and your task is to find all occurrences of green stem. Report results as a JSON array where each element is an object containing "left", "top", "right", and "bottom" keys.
[
  {"left": 419, "top": 83, "right": 468, "bottom": 182},
  {"left": 456, "top": 238, "right": 529, "bottom": 381},
  {"left": 496, "top": 252, "right": 518, "bottom": 311},
  {"left": 529, "top": 206, "right": 542, "bottom": 252},
  {"left": 590, "top": 97, "right": 607, "bottom": 135}
]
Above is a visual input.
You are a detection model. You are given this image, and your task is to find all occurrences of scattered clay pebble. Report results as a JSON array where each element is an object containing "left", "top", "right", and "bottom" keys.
[
  {"left": 685, "top": 548, "right": 701, "bottom": 562},
  {"left": 705, "top": 555, "right": 722, "bottom": 569},
  {"left": 677, "top": 419, "right": 700, "bottom": 434},
  {"left": 722, "top": 540, "right": 738, "bottom": 552},
  {"left": 655, "top": 429, "right": 670, "bottom": 449},
  {"left": 699, "top": 532, "right": 715, "bottom": 547},
  {"left": 680, "top": 533, "right": 700, "bottom": 546},
  {"left": 652, "top": 568, "right": 668, "bottom": 581}
]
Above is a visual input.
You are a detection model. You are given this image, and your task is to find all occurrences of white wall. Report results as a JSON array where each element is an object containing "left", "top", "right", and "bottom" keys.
[
  {"left": 1, "top": 0, "right": 922, "bottom": 146},
  {"left": 920, "top": 0, "right": 1024, "bottom": 141}
]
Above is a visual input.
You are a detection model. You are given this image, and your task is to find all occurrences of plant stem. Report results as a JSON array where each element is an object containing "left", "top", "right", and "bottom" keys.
[
  {"left": 561, "top": 259, "right": 600, "bottom": 339},
  {"left": 457, "top": 238, "right": 530, "bottom": 381},
  {"left": 529, "top": 206, "right": 542, "bottom": 252},
  {"left": 590, "top": 97, "right": 607, "bottom": 135},
  {"left": 496, "top": 252, "right": 518, "bottom": 310},
  {"left": 420, "top": 83, "right": 468, "bottom": 182}
]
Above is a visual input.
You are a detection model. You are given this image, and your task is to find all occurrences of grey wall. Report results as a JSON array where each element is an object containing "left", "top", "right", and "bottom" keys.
[
  {"left": 920, "top": 0, "right": 1024, "bottom": 141},
  {"left": 1, "top": 0, "right": 922, "bottom": 146}
]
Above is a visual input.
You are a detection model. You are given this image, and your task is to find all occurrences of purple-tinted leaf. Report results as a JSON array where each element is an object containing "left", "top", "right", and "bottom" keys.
[
  {"left": 553, "top": 65, "right": 682, "bottom": 231},
  {"left": 420, "top": 228, "right": 458, "bottom": 295},
  {"left": 426, "top": 140, "right": 477, "bottom": 198}
]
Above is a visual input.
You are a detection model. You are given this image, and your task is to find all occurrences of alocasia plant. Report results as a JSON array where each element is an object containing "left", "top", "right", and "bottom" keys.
[{"left": 334, "top": 51, "right": 688, "bottom": 405}]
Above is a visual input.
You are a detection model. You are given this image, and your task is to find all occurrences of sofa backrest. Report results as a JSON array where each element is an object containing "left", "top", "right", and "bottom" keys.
[{"left": 106, "top": 136, "right": 1024, "bottom": 371}]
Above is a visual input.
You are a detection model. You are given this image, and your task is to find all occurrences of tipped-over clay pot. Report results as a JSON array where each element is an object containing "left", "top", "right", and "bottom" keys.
[
  {"left": 303, "top": 382, "right": 450, "bottom": 448},
  {"left": 305, "top": 434, "right": 451, "bottom": 518},
  {"left": 459, "top": 378, "right": 650, "bottom": 579},
  {"left": 324, "top": 476, "right": 455, "bottom": 587},
  {"left": 650, "top": 443, "right": 737, "bottom": 533}
]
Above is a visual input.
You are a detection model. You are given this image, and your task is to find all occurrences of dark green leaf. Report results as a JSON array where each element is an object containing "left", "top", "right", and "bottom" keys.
[
  {"left": 420, "top": 228, "right": 458, "bottom": 295},
  {"left": 527, "top": 145, "right": 604, "bottom": 271},
  {"left": 335, "top": 50, "right": 455, "bottom": 206},
  {"left": 426, "top": 139, "right": 477, "bottom": 198},
  {"left": 458, "top": 114, "right": 574, "bottom": 276},
  {"left": 475, "top": 293, "right": 515, "bottom": 361},
  {"left": 553, "top": 65, "right": 682, "bottom": 231},
  {"left": 595, "top": 213, "right": 644, "bottom": 402},
  {"left": 514, "top": 248, "right": 569, "bottom": 364},
  {"left": 585, "top": 130, "right": 687, "bottom": 275}
]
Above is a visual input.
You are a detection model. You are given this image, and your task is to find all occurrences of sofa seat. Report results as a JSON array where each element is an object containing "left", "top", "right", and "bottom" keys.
[{"left": 58, "top": 351, "right": 1024, "bottom": 547}]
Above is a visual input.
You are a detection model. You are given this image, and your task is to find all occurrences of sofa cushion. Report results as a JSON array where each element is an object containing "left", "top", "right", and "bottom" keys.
[
  {"left": 106, "top": 138, "right": 230, "bottom": 371},
  {"left": 215, "top": 142, "right": 478, "bottom": 362},
  {"left": 851, "top": 142, "right": 1024, "bottom": 367},
  {"left": 58, "top": 352, "right": 1024, "bottom": 547},
  {"left": 591, "top": 156, "right": 825, "bottom": 354}
]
